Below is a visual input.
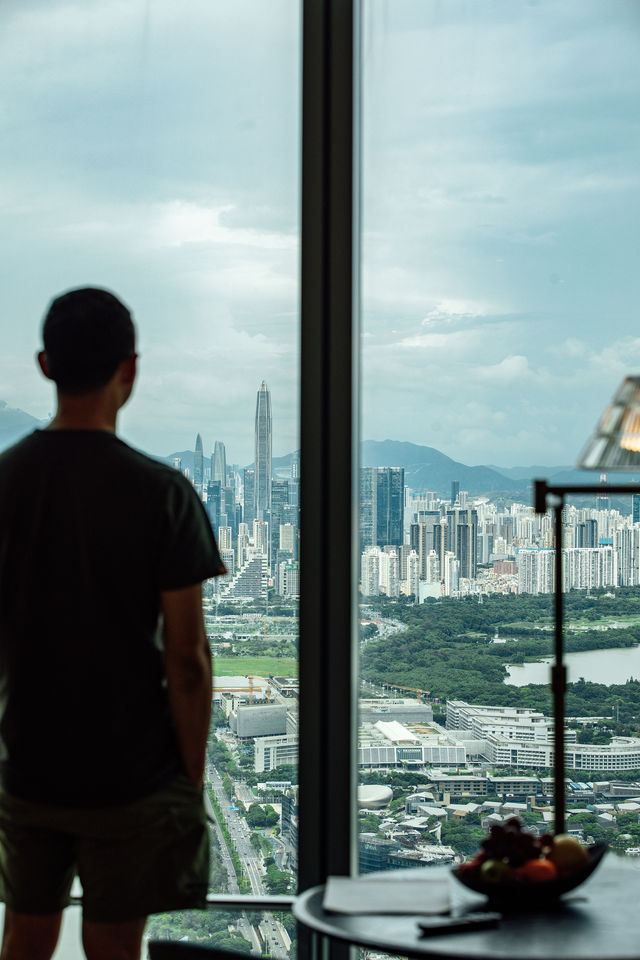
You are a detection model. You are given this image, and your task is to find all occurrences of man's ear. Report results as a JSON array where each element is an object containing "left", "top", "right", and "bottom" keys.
[
  {"left": 119, "top": 353, "right": 137, "bottom": 386},
  {"left": 37, "top": 351, "right": 53, "bottom": 380}
]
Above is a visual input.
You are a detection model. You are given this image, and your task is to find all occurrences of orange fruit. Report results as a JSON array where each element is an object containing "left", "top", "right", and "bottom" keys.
[{"left": 514, "top": 858, "right": 558, "bottom": 883}]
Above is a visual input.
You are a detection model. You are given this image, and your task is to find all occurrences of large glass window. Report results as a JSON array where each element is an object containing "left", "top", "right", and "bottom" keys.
[
  {"left": 358, "top": 0, "right": 640, "bottom": 872},
  {"left": 0, "top": 1, "right": 299, "bottom": 954}
]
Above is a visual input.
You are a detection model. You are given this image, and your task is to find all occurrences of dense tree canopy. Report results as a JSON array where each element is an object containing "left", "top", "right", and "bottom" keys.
[{"left": 362, "top": 590, "right": 640, "bottom": 721}]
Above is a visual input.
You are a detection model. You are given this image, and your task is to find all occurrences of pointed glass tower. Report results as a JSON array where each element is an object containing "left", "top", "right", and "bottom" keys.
[
  {"left": 194, "top": 433, "right": 204, "bottom": 488},
  {"left": 211, "top": 440, "right": 227, "bottom": 484},
  {"left": 254, "top": 381, "right": 272, "bottom": 520}
]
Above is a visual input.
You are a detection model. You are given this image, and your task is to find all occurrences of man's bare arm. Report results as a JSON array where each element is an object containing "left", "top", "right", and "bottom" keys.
[{"left": 162, "top": 582, "right": 212, "bottom": 786}]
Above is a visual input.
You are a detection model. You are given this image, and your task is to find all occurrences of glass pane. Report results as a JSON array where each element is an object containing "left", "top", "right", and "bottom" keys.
[
  {"left": 0, "top": 0, "right": 299, "bottom": 951},
  {"left": 359, "top": 0, "right": 640, "bottom": 873}
]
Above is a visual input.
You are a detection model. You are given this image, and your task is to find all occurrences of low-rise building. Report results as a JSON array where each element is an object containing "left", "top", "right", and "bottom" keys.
[
  {"left": 360, "top": 698, "right": 434, "bottom": 724},
  {"left": 491, "top": 776, "right": 540, "bottom": 798},
  {"left": 230, "top": 703, "right": 288, "bottom": 739},
  {"left": 597, "top": 812, "right": 618, "bottom": 829},
  {"left": 446, "top": 803, "right": 481, "bottom": 820},
  {"left": 254, "top": 734, "right": 298, "bottom": 772},
  {"left": 359, "top": 836, "right": 455, "bottom": 872},
  {"left": 358, "top": 721, "right": 466, "bottom": 770},
  {"left": 448, "top": 701, "right": 640, "bottom": 772},
  {"left": 405, "top": 792, "right": 437, "bottom": 814},
  {"left": 426, "top": 771, "right": 489, "bottom": 797}
]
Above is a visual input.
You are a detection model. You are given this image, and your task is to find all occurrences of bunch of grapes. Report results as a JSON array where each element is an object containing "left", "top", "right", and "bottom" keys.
[{"left": 479, "top": 818, "right": 553, "bottom": 867}]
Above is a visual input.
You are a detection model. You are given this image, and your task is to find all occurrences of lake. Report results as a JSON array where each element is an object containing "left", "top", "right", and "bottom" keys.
[{"left": 505, "top": 645, "right": 640, "bottom": 686}]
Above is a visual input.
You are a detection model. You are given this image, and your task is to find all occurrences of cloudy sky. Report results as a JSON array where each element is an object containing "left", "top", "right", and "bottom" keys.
[{"left": 1, "top": 0, "right": 639, "bottom": 468}]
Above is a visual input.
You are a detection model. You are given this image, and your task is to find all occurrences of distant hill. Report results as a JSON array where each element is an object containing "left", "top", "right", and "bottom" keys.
[
  {"left": 361, "top": 439, "right": 521, "bottom": 495},
  {"left": 162, "top": 449, "right": 194, "bottom": 472},
  {"left": 489, "top": 463, "right": 640, "bottom": 488},
  {"left": 146, "top": 440, "right": 640, "bottom": 500},
  {"left": 0, "top": 402, "right": 46, "bottom": 452},
  {"left": 3, "top": 400, "right": 624, "bottom": 499}
]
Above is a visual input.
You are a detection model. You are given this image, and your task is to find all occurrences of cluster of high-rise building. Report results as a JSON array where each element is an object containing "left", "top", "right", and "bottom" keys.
[
  {"left": 176, "top": 414, "right": 640, "bottom": 605},
  {"left": 361, "top": 479, "right": 640, "bottom": 600},
  {"left": 174, "top": 381, "right": 300, "bottom": 601},
  {"left": 361, "top": 477, "right": 480, "bottom": 599}
]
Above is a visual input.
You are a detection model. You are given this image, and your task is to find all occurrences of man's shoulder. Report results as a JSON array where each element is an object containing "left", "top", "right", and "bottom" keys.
[
  {"left": 112, "top": 438, "right": 179, "bottom": 477},
  {"left": 0, "top": 431, "right": 192, "bottom": 496},
  {"left": 113, "top": 441, "right": 206, "bottom": 513},
  {"left": 114, "top": 440, "right": 196, "bottom": 491}
]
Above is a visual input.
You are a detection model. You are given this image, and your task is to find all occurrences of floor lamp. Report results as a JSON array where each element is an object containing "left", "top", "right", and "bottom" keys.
[{"left": 534, "top": 377, "right": 640, "bottom": 834}]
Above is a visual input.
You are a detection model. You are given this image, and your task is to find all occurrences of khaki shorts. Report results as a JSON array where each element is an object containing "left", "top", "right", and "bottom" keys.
[{"left": 0, "top": 773, "right": 209, "bottom": 922}]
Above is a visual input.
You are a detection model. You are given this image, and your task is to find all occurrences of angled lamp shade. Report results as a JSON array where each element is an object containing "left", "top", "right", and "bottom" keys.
[{"left": 578, "top": 376, "right": 640, "bottom": 470}]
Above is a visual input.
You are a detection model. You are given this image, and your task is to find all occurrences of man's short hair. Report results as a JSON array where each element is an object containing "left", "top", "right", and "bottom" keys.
[{"left": 42, "top": 287, "right": 136, "bottom": 394}]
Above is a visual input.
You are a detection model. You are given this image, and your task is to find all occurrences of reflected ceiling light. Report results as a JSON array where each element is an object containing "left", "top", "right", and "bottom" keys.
[{"left": 577, "top": 376, "right": 640, "bottom": 470}]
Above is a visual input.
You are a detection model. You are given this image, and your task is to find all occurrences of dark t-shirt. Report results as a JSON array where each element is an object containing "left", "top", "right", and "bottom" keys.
[{"left": 0, "top": 430, "right": 222, "bottom": 807}]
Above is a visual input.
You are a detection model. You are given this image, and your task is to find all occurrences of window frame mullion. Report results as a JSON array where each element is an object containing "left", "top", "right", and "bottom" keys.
[{"left": 299, "top": 0, "right": 359, "bottom": 902}]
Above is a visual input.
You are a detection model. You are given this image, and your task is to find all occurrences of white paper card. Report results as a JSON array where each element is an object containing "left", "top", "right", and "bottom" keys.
[{"left": 323, "top": 874, "right": 450, "bottom": 915}]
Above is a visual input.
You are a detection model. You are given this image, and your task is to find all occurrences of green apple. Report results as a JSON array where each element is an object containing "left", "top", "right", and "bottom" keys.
[{"left": 480, "top": 859, "right": 510, "bottom": 884}]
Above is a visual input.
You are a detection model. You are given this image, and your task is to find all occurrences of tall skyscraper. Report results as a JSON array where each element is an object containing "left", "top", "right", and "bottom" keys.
[
  {"left": 376, "top": 467, "right": 404, "bottom": 546},
  {"left": 447, "top": 506, "right": 478, "bottom": 579},
  {"left": 269, "top": 478, "right": 289, "bottom": 566},
  {"left": 194, "top": 433, "right": 204, "bottom": 489},
  {"left": 451, "top": 480, "right": 460, "bottom": 505},
  {"left": 360, "top": 467, "right": 404, "bottom": 549},
  {"left": 360, "top": 469, "right": 376, "bottom": 550},
  {"left": 243, "top": 468, "right": 255, "bottom": 525},
  {"left": 633, "top": 493, "right": 640, "bottom": 524},
  {"left": 212, "top": 441, "right": 227, "bottom": 484},
  {"left": 206, "top": 480, "right": 222, "bottom": 529},
  {"left": 254, "top": 381, "right": 272, "bottom": 520},
  {"left": 434, "top": 520, "right": 449, "bottom": 573}
]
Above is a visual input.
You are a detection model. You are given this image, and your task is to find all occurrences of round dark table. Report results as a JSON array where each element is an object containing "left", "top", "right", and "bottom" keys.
[{"left": 293, "top": 857, "right": 640, "bottom": 960}]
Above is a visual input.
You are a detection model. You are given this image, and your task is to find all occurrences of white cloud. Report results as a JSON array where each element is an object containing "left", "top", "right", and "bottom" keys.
[
  {"left": 421, "top": 299, "right": 491, "bottom": 326},
  {"left": 151, "top": 201, "right": 295, "bottom": 252},
  {"left": 475, "top": 355, "right": 533, "bottom": 383}
]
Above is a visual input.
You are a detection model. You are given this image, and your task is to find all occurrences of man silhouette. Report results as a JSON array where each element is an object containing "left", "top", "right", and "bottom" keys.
[{"left": 0, "top": 288, "right": 225, "bottom": 960}]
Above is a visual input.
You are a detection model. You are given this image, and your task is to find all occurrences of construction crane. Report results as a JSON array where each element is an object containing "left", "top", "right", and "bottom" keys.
[
  {"left": 247, "top": 674, "right": 267, "bottom": 705},
  {"left": 383, "top": 683, "right": 430, "bottom": 702}
]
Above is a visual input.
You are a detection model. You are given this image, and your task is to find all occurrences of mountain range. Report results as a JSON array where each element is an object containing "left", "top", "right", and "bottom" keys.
[
  {"left": 0, "top": 402, "right": 635, "bottom": 498},
  {"left": 163, "top": 440, "right": 627, "bottom": 498}
]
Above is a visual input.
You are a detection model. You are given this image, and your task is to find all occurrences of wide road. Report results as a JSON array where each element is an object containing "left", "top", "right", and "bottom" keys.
[
  {"left": 204, "top": 789, "right": 239, "bottom": 895},
  {"left": 208, "top": 763, "right": 290, "bottom": 958},
  {"left": 207, "top": 765, "right": 261, "bottom": 952}
]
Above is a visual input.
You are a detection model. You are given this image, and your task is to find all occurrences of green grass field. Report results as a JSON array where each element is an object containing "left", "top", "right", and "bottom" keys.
[{"left": 213, "top": 656, "right": 298, "bottom": 677}]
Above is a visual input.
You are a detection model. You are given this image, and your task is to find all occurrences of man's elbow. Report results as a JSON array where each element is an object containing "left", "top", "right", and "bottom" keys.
[{"left": 166, "top": 646, "right": 211, "bottom": 693}]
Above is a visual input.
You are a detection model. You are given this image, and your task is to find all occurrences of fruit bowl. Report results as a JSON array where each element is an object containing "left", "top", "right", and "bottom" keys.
[
  {"left": 451, "top": 819, "right": 607, "bottom": 909},
  {"left": 453, "top": 842, "right": 607, "bottom": 908}
]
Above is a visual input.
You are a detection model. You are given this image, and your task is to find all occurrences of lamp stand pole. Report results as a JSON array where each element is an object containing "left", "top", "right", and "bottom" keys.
[
  {"left": 534, "top": 479, "right": 640, "bottom": 836},
  {"left": 552, "top": 498, "right": 566, "bottom": 835}
]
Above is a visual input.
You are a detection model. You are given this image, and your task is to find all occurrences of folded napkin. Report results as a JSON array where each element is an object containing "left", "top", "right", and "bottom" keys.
[{"left": 323, "top": 873, "right": 450, "bottom": 915}]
